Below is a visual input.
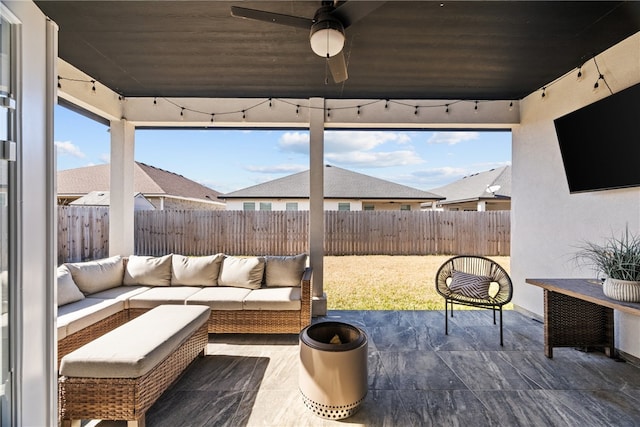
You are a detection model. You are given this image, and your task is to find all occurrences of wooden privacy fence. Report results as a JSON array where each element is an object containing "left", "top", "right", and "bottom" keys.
[{"left": 57, "top": 207, "right": 510, "bottom": 263}]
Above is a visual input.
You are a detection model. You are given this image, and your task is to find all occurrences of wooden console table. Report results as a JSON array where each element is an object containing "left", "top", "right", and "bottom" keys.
[{"left": 526, "top": 278, "right": 640, "bottom": 358}]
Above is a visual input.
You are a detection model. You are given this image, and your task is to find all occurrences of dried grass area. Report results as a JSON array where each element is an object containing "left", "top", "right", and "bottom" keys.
[{"left": 324, "top": 255, "right": 511, "bottom": 310}]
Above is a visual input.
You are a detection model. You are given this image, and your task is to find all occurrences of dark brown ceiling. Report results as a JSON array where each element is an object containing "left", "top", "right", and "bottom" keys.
[{"left": 35, "top": 1, "right": 640, "bottom": 101}]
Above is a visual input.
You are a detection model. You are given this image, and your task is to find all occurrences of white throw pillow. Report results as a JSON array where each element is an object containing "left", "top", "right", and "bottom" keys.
[
  {"left": 171, "top": 253, "right": 224, "bottom": 286},
  {"left": 265, "top": 254, "right": 307, "bottom": 287},
  {"left": 57, "top": 264, "right": 85, "bottom": 306},
  {"left": 123, "top": 254, "right": 173, "bottom": 286},
  {"left": 66, "top": 255, "right": 124, "bottom": 295},
  {"left": 218, "top": 256, "right": 265, "bottom": 290},
  {"left": 448, "top": 270, "right": 492, "bottom": 299}
]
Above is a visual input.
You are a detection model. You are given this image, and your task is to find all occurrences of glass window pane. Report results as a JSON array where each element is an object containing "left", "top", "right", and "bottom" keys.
[
  {"left": 259, "top": 202, "right": 272, "bottom": 211},
  {"left": 338, "top": 203, "right": 350, "bottom": 211},
  {"left": 243, "top": 202, "right": 255, "bottom": 211},
  {"left": 285, "top": 202, "right": 298, "bottom": 211}
]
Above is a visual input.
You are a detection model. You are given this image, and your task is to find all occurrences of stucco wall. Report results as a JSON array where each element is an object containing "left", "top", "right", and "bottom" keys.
[
  {"left": 225, "top": 199, "right": 421, "bottom": 211},
  {"left": 512, "top": 32, "right": 640, "bottom": 357}
]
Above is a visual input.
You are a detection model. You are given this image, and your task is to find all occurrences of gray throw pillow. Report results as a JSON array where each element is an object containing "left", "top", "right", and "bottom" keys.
[
  {"left": 218, "top": 256, "right": 265, "bottom": 290},
  {"left": 171, "top": 253, "right": 224, "bottom": 286},
  {"left": 265, "top": 254, "right": 307, "bottom": 287},
  {"left": 66, "top": 255, "right": 124, "bottom": 295},
  {"left": 123, "top": 254, "right": 173, "bottom": 286},
  {"left": 57, "top": 264, "right": 85, "bottom": 306}
]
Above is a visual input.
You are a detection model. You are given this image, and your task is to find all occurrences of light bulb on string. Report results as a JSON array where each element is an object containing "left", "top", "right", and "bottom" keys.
[
  {"left": 242, "top": 109, "right": 246, "bottom": 120},
  {"left": 594, "top": 74, "right": 604, "bottom": 91},
  {"left": 577, "top": 67, "right": 583, "bottom": 80},
  {"left": 474, "top": 101, "right": 478, "bottom": 113},
  {"left": 153, "top": 97, "right": 157, "bottom": 106},
  {"left": 269, "top": 98, "right": 272, "bottom": 108},
  {"left": 445, "top": 104, "right": 450, "bottom": 114},
  {"left": 180, "top": 107, "right": 185, "bottom": 120},
  {"left": 385, "top": 99, "right": 389, "bottom": 109},
  {"left": 509, "top": 101, "right": 514, "bottom": 111},
  {"left": 357, "top": 106, "right": 361, "bottom": 118},
  {"left": 541, "top": 87, "right": 546, "bottom": 99},
  {"left": 91, "top": 80, "right": 96, "bottom": 95},
  {"left": 210, "top": 113, "right": 215, "bottom": 123},
  {"left": 57, "top": 76, "right": 62, "bottom": 89},
  {"left": 414, "top": 106, "right": 419, "bottom": 116},
  {"left": 296, "top": 105, "right": 300, "bottom": 117},
  {"left": 327, "top": 108, "right": 331, "bottom": 119}
]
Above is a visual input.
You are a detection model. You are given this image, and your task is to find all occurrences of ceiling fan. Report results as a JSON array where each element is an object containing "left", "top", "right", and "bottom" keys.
[{"left": 230, "top": 1, "right": 385, "bottom": 83}]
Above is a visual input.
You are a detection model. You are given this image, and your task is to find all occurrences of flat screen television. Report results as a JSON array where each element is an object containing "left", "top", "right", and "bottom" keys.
[{"left": 553, "top": 82, "right": 640, "bottom": 193}]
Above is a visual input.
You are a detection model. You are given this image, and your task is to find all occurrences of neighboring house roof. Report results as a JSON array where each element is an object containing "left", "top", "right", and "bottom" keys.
[
  {"left": 427, "top": 165, "right": 511, "bottom": 205},
  {"left": 57, "top": 162, "right": 223, "bottom": 204},
  {"left": 221, "top": 165, "right": 444, "bottom": 201},
  {"left": 69, "top": 191, "right": 156, "bottom": 210}
]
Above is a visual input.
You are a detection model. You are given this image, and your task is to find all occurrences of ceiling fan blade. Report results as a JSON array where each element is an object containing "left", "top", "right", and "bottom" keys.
[
  {"left": 328, "top": 51, "right": 348, "bottom": 83},
  {"left": 330, "top": 1, "right": 387, "bottom": 28},
  {"left": 230, "top": 6, "right": 313, "bottom": 29}
]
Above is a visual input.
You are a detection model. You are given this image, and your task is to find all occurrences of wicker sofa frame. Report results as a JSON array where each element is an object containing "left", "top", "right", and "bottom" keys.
[
  {"left": 59, "top": 322, "right": 208, "bottom": 427},
  {"left": 57, "top": 267, "right": 313, "bottom": 365}
]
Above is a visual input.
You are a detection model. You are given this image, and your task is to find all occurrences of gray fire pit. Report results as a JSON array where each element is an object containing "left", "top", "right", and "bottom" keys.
[{"left": 299, "top": 321, "right": 368, "bottom": 420}]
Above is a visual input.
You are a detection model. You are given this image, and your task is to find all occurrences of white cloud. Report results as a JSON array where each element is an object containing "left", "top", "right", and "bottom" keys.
[
  {"left": 55, "top": 140, "right": 85, "bottom": 158},
  {"left": 278, "top": 131, "right": 413, "bottom": 156},
  {"left": 278, "top": 132, "right": 309, "bottom": 154},
  {"left": 325, "top": 131, "right": 411, "bottom": 153},
  {"left": 245, "top": 164, "right": 307, "bottom": 174},
  {"left": 428, "top": 131, "right": 480, "bottom": 145},
  {"left": 99, "top": 153, "right": 110, "bottom": 163},
  {"left": 326, "top": 150, "right": 423, "bottom": 168}
]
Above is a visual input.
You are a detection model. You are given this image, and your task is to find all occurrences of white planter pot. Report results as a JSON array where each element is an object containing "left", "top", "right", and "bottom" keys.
[{"left": 603, "top": 278, "right": 640, "bottom": 302}]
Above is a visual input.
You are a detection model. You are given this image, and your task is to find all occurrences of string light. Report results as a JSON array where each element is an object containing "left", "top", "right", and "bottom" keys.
[
  {"left": 56, "top": 75, "right": 535, "bottom": 121},
  {"left": 594, "top": 74, "right": 604, "bottom": 90},
  {"left": 577, "top": 67, "right": 583, "bottom": 80},
  {"left": 541, "top": 87, "right": 546, "bottom": 98}
]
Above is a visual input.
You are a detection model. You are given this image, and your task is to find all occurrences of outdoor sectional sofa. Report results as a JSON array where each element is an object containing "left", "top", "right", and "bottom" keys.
[{"left": 56, "top": 252, "right": 312, "bottom": 365}]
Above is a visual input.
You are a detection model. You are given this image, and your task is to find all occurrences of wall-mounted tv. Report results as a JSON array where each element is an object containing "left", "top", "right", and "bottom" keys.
[{"left": 553, "top": 82, "right": 640, "bottom": 193}]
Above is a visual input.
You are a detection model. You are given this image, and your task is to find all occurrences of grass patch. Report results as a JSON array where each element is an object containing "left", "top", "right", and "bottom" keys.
[{"left": 324, "top": 255, "right": 511, "bottom": 310}]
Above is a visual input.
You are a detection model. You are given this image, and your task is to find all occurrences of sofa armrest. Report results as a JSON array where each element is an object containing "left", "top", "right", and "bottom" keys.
[{"left": 300, "top": 267, "right": 313, "bottom": 328}]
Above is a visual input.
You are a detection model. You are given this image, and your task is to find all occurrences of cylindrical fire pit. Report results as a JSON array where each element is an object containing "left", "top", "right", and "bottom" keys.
[{"left": 299, "top": 321, "right": 368, "bottom": 420}]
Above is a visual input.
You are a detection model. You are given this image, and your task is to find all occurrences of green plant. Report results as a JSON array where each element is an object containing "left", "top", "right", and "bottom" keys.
[{"left": 573, "top": 227, "right": 640, "bottom": 281}]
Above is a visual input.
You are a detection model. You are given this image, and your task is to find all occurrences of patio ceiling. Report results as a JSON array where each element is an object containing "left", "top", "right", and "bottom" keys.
[{"left": 35, "top": 1, "right": 640, "bottom": 101}]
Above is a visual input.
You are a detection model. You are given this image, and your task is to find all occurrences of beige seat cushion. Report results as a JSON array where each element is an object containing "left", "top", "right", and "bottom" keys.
[
  {"left": 171, "top": 253, "right": 224, "bottom": 286},
  {"left": 265, "top": 254, "right": 307, "bottom": 287},
  {"left": 59, "top": 304, "right": 210, "bottom": 379},
  {"left": 65, "top": 255, "right": 124, "bottom": 295},
  {"left": 57, "top": 298, "right": 125, "bottom": 336},
  {"left": 86, "top": 285, "right": 152, "bottom": 309},
  {"left": 185, "top": 286, "right": 252, "bottom": 310},
  {"left": 127, "top": 286, "right": 201, "bottom": 309},
  {"left": 242, "top": 287, "right": 301, "bottom": 311},
  {"left": 218, "top": 256, "right": 265, "bottom": 289},
  {"left": 123, "top": 254, "right": 173, "bottom": 286},
  {"left": 57, "top": 265, "right": 85, "bottom": 306}
]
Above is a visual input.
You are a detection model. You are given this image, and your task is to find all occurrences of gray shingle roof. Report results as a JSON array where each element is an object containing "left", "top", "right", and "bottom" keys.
[
  {"left": 57, "top": 162, "right": 222, "bottom": 201},
  {"left": 222, "top": 165, "right": 443, "bottom": 201},
  {"left": 428, "top": 165, "right": 511, "bottom": 204}
]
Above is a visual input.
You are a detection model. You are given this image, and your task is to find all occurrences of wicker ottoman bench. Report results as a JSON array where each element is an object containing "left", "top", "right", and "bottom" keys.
[{"left": 58, "top": 304, "right": 210, "bottom": 427}]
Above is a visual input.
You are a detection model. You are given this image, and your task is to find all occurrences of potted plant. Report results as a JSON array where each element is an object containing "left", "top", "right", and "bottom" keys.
[{"left": 573, "top": 226, "right": 640, "bottom": 302}]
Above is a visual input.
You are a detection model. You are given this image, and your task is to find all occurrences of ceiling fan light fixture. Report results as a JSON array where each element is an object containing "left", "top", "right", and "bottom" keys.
[{"left": 310, "top": 19, "right": 345, "bottom": 58}]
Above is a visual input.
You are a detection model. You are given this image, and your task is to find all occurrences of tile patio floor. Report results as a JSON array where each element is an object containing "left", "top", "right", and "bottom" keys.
[{"left": 94, "top": 309, "right": 640, "bottom": 426}]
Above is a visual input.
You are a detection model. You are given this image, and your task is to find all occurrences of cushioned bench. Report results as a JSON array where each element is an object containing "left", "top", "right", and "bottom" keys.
[{"left": 58, "top": 304, "right": 210, "bottom": 427}]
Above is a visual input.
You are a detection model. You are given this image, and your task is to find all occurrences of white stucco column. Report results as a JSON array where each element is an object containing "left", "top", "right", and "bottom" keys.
[
  {"left": 109, "top": 119, "right": 135, "bottom": 256},
  {"left": 309, "top": 97, "right": 326, "bottom": 316}
]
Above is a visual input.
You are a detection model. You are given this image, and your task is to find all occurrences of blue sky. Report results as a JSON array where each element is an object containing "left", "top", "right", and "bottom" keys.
[{"left": 54, "top": 104, "right": 512, "bottom": 194}]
